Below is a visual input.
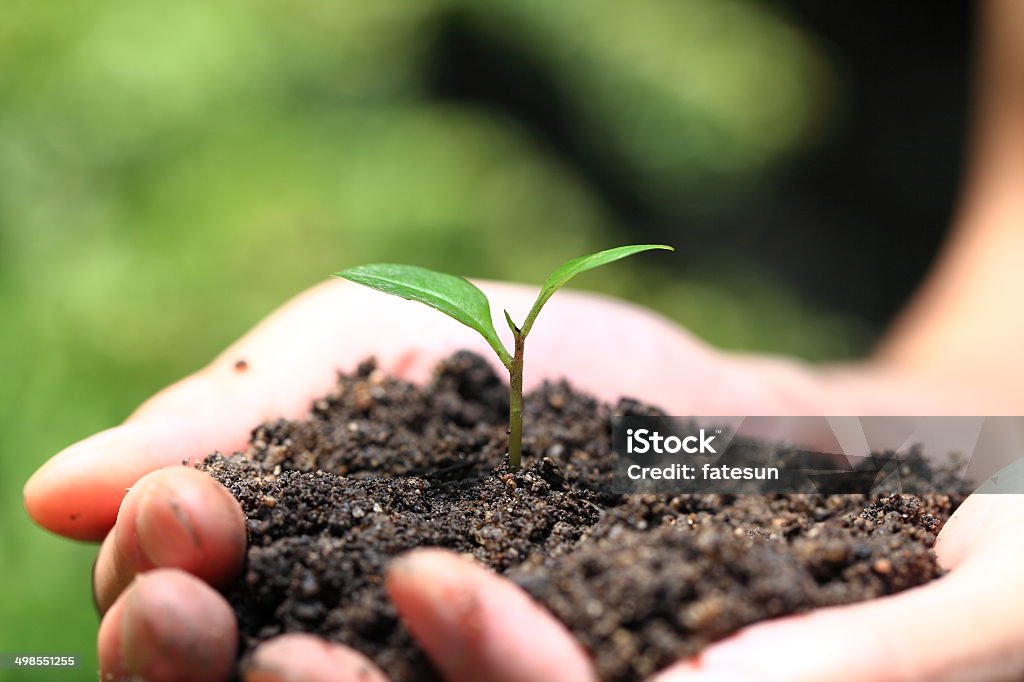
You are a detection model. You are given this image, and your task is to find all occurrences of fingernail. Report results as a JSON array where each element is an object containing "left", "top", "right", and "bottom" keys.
[
  {"left": 24, "top": 425, "right": 148, "bottom": 538},
  {"left": 122, "top": 614, "right": 171, "bottom": 678},
  {"left": 136, "top": 485, "right": 202, "bottom": 568},
  {"left": 245, "top": 635, "right": 388, "bottom": 682},
  {"left": 120, "top": 578, "right": 155, "bottom": 677},
  {"left": 387, "top": 553, "right": 416, "bottom": 578},
  {"left": 24, "top": 421, "right": 145, "bottom": 518},
  {"left": 32, "top": 425, "right": 142, "bottom": 484},
  {"left": 389, "top": 549, "right": 476, "bottom": 576},
  {"left": 242, "top": 658, "right": 288, "bottom": 682},
  {"left": 386, "top": 551, "right": 483, "bottom": 670},
  {"left": 119, "top": 570, "right": 237, "bottom": 682}
]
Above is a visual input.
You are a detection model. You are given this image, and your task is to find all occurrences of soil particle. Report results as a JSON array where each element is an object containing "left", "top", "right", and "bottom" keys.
[{"left": 205, "top": 351, "right": 962, "bottom": 682}]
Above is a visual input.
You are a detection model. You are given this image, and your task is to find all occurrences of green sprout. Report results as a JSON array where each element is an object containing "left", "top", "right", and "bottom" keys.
[{"left": 336, "top": 244, "right": 673, "bottom": 470}]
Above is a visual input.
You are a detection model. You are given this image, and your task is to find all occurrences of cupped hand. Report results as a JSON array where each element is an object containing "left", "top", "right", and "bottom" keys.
[{"left": 23, "top": 279, "right": 1021, "bottom": 681}]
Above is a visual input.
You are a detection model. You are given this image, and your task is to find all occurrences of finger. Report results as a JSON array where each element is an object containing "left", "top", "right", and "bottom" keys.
[
  {"left": 386, "top": 548, "right": 596, "bottom": 682},
  {"left": 651, "top": 495, "right": 1024, "bottom": 682},
  {"left": 93, "top": 467, "right": 246, "bottom": 614},
  {"left": 98, "top": 568, "right": 237, "bottom": 682},
  {"left": 242, "top": 634, "right": 389, "bottom": 682}
]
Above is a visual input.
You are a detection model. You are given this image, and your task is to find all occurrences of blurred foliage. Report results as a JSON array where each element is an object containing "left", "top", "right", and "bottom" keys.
[
  {"left": 0, "top": 0, "right": 869, "bottom": 679},
  {"left": 459, "top": 0, "right": 835, "bottom": 209}
]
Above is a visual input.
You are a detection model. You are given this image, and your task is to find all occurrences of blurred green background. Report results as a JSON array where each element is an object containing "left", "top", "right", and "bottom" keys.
[{"left": 1, "top": 1, "right": 967, "bottom": 679}]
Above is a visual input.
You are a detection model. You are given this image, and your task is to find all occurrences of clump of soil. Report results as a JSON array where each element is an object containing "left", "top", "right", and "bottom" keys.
[{"left": 204, "top": 352, "right": 961, "bottom": 682}]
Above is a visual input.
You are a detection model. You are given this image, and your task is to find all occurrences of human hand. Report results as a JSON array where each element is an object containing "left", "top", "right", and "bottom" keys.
[{"left": 23, "top": 279, "right": 1019, "bottom": 681}]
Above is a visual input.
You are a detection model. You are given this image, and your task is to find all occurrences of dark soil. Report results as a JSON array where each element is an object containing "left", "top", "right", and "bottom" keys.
[{"left": 204, "top": 352, "right": 962, "bottom": 682}]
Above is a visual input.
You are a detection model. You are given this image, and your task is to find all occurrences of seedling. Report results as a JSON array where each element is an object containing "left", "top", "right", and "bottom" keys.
[{"left": 336, "top": 244, "right": 673, "bottom": 469}]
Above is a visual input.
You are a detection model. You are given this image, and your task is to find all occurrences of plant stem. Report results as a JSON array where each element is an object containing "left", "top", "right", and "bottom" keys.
[{"left": 507, "top": 330, "right": 525, "bottom": 469}]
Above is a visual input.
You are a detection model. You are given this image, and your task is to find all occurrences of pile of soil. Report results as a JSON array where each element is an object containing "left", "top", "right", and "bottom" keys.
[{"left": 204, "top": 352, "right": 962, "bottom": 682}]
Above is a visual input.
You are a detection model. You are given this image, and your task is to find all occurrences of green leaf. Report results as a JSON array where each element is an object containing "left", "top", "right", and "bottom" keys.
[
  {"left": 336, "top": 264, "right": 512, "bottom": 368},
  {"left": 503, "top": 309, "right": 520, "bottom": 335},
  {"left": 520, "top": 244, "right": 673, "bottom": 336}
]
